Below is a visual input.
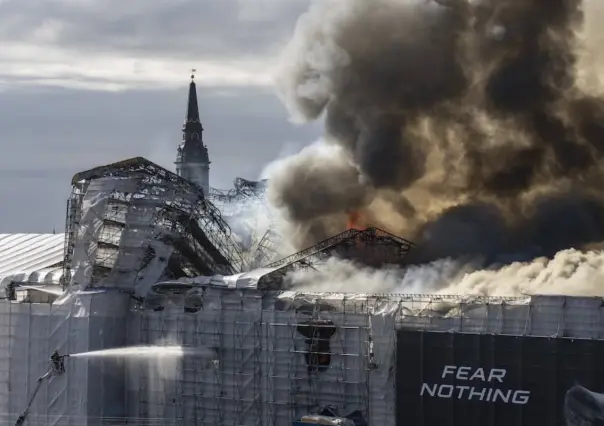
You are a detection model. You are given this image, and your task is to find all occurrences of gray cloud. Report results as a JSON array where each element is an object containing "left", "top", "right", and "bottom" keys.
[
  {"left": 0, "top": 85, "right": 320, "bottom": 232},
  {"left": 0, "top": 0, "right": 319, "bottom": 232},
  {"left": 0, "top": 0, "right": 310, "bottom": 59}
]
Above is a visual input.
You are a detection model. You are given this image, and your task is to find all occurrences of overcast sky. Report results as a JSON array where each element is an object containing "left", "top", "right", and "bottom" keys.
[{"left": 0, "top": 0, "right": 321, "bottom": 233}]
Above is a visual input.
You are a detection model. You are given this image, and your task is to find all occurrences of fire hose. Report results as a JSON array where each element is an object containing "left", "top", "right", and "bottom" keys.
[{"left": 13, "top": 350, "right": 69, "bottom": 426}]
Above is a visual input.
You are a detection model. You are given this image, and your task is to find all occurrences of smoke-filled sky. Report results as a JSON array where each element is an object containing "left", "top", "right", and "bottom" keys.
[{"left": 267, "top": 0, "right": 604, "bottom": 268}]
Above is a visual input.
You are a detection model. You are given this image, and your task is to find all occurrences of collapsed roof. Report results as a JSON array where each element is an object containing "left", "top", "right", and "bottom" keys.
[{"left": 65, "top": 157, "right": 244, "bottom": 292}]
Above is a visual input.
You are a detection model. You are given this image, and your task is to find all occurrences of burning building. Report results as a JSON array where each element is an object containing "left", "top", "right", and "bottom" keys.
[
  {"left": 2, "top": 1, "right": 604, "bottom": 425},
  {"left": 0, "top": 75, "right": 599, "bottom": 426}
]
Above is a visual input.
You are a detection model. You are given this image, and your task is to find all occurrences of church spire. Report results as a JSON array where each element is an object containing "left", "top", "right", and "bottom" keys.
[
  {"left": 175, "top": 70, "right": 211, "bottom": 195},
  {"left": 185, "top": 71, "right": 202, "bottom": 127}
]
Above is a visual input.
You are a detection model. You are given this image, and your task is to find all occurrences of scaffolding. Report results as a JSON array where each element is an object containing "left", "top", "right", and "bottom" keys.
[
  {"left": 127, "top": 288, "right": 390, "bottom": 426},
  {"left": 126, "top": 288, "right": 604, "bottom": 426},
  {"left": 63, "top": 157, "right": 244, "bottom": 292},
  {"left": 208, "top": 178, "right": 268, "bottom": 213},
  {"left": 1, "top": 281, "right": 604, "bottom": 426},
  {"left": 254, "top": 227, "right": 415, "bottom": 290},
  {"left": 252, "top": 230, "right": 282, "bottom": 269},
  {"left": 208, "top": 178, "right": 283, "bottom": 269}
]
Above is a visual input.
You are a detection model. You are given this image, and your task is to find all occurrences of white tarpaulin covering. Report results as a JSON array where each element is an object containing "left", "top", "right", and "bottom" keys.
[
  {"left": 0, "top": 234, "right": 65, "bottom": 288},
  {"left": 0, "top": 291, "right": 131, "bottom": 426},
  {"left": 69, "top": 176, "right": 176, "bottom": 294},
  {"left": 152, "top": 268, "right": 278, "bottom": 292},
  {"left": 4, "top": 276, "right": 604, "bottom": 426},
  {"left": 101, "top": 196, "right": 174, "bottom": 291},
  {"left": 127, "top": 287, "right": 400, "bottom": 426},
  {"left": 70, "top": 178, "right": 119, "bottom": 291},
  {"left": 125, "top": 291, "right": 604, "bottom": 426}
]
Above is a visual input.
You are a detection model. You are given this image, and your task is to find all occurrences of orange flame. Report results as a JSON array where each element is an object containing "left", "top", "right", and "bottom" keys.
[{"left": 347, "top": 211, "right": 367, "bottom": 230}]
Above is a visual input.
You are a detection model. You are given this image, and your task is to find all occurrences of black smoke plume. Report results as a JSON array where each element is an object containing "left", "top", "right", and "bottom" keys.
[{"left": 269, "top": 0, "right": 604, "bottom": 264}]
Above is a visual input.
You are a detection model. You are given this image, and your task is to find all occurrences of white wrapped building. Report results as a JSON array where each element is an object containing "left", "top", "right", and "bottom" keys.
[{"left": 0, "top": 157, "right": 602, "bottom": 426}]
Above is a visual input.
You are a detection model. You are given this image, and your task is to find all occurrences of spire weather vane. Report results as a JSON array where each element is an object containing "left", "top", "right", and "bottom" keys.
[{"left": 191, "top": 68, "right": 196, "bottom": 80}]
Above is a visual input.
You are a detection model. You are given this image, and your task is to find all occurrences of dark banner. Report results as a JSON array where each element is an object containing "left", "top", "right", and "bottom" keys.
[{"left": 396, "top": 330, "right": 604, "bottom": 426}]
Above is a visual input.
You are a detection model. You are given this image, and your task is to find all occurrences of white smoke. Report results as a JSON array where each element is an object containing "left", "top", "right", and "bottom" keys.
[
  {"left": 439, "top": 249, "right": 604, "bottom": 297},
  {"left": 286, "top": 249, "right": 604, "bottom": 297},
  {"left": 221, "top": 197, "right": 281, "bottom": 267}
]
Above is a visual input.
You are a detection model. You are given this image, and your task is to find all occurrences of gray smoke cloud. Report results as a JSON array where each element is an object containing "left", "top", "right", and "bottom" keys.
[{"left": 267, "top": 0, "right": 604, "bottom": 269}]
